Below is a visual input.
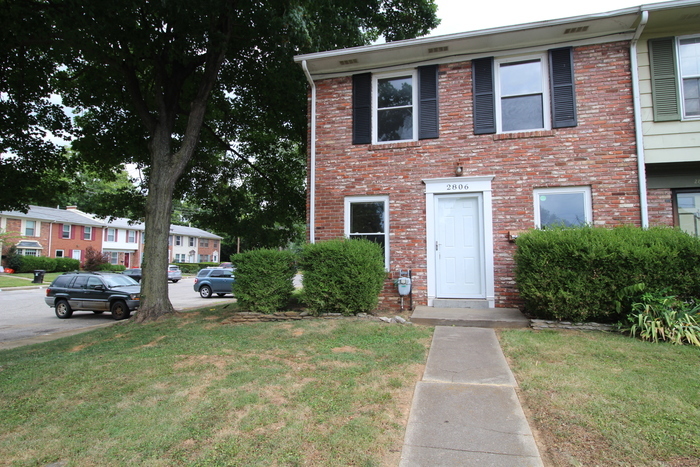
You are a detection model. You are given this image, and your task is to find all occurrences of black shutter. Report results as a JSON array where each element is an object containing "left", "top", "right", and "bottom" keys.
[
  {"left": 472, "top": 57, "right": 496, "bottom": 135},
  {"left": 648, "top": 37, "right": 681, "bottom": 122},
  {"left": 549, "top": 47, "right": 577, "bottom": 128},
  {"left": 352, "top": 73, "right": 372, "bottom": 144},
  {"left": 418, "top": 65, "right": 439, "bottom": 139}
]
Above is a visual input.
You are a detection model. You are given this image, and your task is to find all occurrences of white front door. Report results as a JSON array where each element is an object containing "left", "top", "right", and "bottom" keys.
[
  {"left": 71, "top": 249, "right": 82, "bottom": 261},
  {"left": 435, "top": 194, "right": 484, "bottom": 298}
]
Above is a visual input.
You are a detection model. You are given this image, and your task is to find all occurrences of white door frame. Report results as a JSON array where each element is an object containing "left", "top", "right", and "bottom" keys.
[{"left": 424, "top": 176, "right": 495, "bottom": 307}]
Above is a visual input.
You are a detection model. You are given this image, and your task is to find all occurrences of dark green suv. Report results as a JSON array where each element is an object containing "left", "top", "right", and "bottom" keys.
[{"left": 44, "top": 272, "right": 141, "bottom": 320}]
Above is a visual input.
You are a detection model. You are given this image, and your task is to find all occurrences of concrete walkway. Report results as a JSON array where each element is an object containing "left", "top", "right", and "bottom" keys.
[{"left": 400, "top": 326, "right": 543, "bottom": 466}]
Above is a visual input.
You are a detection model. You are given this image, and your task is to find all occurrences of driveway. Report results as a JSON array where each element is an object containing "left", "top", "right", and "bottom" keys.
[{"left": 0, "top": 277, "right": 236, "bottom": 349}]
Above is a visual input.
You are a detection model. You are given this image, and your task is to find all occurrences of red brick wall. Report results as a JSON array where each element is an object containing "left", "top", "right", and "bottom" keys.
[
  {"left": 310, "top": 41, "right": 641, "bottom": 311},
  {"left": 647, "top": 188, "right": 674, "bottom": 227}
]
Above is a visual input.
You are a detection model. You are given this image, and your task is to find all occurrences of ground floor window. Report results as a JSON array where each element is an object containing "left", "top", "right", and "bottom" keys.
[
  {"left": 55, "top": 250, "right": 64, "bottom": 258},
  {"left": 344, "top": 196, "right": 389, "bottom": 268},
  {"left": 17, "top": 249, "right": 39, "bottom": 256},
  {"left": 199, "top": 254, "right": 210, "bottom": 262},
  {"left": 675, "top": 190, "right": 700, "bottom": 237},
  {"left": 105, "top": 251, "right": 119, "bottom": 265},
  {"left": 534, "top": 187, "right": 592, "bottom": 228}
]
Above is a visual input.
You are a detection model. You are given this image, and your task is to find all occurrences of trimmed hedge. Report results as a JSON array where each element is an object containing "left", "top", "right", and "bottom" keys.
[
  {"left": 299, "top": 239, "right": 386, "bottom": 315},
  {"left": 17, "top": 256, "right": 57, "bottom": 273},
  {"left": 232, "top": 249, "right": 296, "bottom": 313},
  {"left": 515, "top": 226, "right": 700, "bottom": 322},
  {"left": 55, "top": 258, "right": 80, "bottom": 272},
  {"left": 176, "top": 262, "right": 217, "bottom": 274}
]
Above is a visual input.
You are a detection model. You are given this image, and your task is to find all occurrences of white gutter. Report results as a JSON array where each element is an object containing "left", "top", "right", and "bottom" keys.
[
  {"left": 630, "top": 10, "right": 649, "bottom": 228},
  {"left": 301, "top": 60, "right": 317, "bottom": 243}
]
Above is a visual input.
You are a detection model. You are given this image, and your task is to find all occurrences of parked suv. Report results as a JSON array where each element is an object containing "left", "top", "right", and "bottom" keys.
[
  {"left": 44, "top": 272, "right": 140, "bottom": 320},
  {"left": 168, "top": 264, "right": 182, "bottom": 283},
  {"left": 193, "top": 267, "right": 234, "bottom": 298}
]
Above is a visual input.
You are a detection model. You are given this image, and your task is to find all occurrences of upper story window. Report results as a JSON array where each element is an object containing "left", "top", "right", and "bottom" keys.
[
  {"left": 649, "top": 36, "right": 700, "bottom": 121},
  {"left": 62, "top": 224, "right": 71, "bottom": 239},
  {"left": 189, "top": 237, "right": 195, "bottom": 247},
  {"left": 352, "top": 65, "right": 439, "bottom": 144},
  {"left": 374, "top": 72, "right": 417, "bottom": 142},
  {"left": 679, "top": 36, "right": 700, "bottom": 118},
  {"left": 534, "top": 187, "right": 592, "bottom": 228},
  {"left": 473, "top": 47, "right": 577, "bottom": 134},
  {"left": 83, "top": 226, "right": 92, "bottom": 241},
  {"left": 496, "top": 56, "right": 550, "bottom": 132},
  {"left": 175, "top": 235, "right": 182, "bottom": 246},
  {"left": 127, "top": 230, "right": 136, "bottom": 243},
  {"left": 107, "top": 228, "right": 116, "bottom": 242},
  {"left": 200, "top": 239, "right": 209, "bottom": 247},
  {"left": 24, "top": 220, "right": 36, "bottom": 236},
  {"left": 344, "top": 196, "right": 390, "bottom": 268}
]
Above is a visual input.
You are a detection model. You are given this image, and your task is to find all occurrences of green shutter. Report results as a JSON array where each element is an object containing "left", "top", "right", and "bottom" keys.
[{"left": 648, "top": 37, "right": 681, "bottom": 122}]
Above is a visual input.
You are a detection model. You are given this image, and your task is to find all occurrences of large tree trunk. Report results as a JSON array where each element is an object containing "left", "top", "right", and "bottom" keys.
[{"left": 133, "top": 139, "right": 180, "bottom": 322}]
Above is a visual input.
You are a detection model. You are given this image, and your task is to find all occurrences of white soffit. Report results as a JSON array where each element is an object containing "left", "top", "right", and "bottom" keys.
[{"left": 295, "top": 10, "right": 642, "bottom": 77}]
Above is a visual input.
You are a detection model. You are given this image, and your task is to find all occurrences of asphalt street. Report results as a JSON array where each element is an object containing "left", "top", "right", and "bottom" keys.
[{"left": 0, "top": 277, "right": 236, "bottom": 349}]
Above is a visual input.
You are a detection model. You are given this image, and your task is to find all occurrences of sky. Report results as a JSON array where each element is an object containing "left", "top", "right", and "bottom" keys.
[{"left": 428, "top": 0, "right": 670, "bottom": 36}]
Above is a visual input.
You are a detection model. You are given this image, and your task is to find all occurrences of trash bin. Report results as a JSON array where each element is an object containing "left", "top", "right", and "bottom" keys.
[{"left": 33, "top": 270, "right": 46, "bottom": 283}]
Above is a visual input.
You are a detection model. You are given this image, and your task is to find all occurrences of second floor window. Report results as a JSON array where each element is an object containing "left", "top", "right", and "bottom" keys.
[
  {"left": 128, "top": 230, "right": 136, "bottom": 243},
  {"left": 62, "top": 224, "right": 71, "bottom": 239},
  {"left": 189, "top": 237, "right": 195, "bottom": 247},
  {"left": 175, "top": 235, "right": 182, "bottom": 246},
  {"left": 375, "top": 72, "right": 416, "bottom": 142},
  {"left": 83, "top": 226, "right": 92, "bottom": 241},
  {"left": 496, "top": 57, "right": 549, "bottom": 132},
  {"left": 107, "top": 228, "right": 115, "bottom": 242},
  {"left": 680, "top": 36, "right": 700, "bottom": 118},
  {"left": 25, "top": 220, "right": 36, "bottom": 236}
]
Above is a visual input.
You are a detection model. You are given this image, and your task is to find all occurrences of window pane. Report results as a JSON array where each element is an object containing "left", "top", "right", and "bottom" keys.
[
  {"left": 377, "top": 76, "right": 412, "bottom": 108},
  {"left": 683, "top": 78, "right": 700, "bottom": 116},
  {"left": 502, "top": 95, "right": 544, "bottom": 131},
  {"left": 539, "top": 192, "right": 587, "bottom": 227},
  {"left": 679, "top": 38, "right": 700, "bottom": 76},
  {"left": 350, "top": 202, "right": 385, "bottom": 233},
  {"left": 677, "top": 192, "right": 700, "bottom": 237},
  {"left": 377, "top": 108, "right": 413, "bottom": 141},
  {"left": 500, "top": 61, "right": 542, "bottom": 96}
]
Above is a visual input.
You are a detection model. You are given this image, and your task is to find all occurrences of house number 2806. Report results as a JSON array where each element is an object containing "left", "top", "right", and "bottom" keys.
[{"left": 446, "top": 184, "right": 469, "bottom": 191}]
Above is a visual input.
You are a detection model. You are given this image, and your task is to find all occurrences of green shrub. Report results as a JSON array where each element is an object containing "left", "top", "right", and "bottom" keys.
[
  {"left": 619, "top": 289, "right": 700, "bottom": 346},
  {"left": 4, "top": 245, "right": 22, "bottom": 272},
  {"left": 515, "top": 226, "right": 700, "bottom": 322},
  {"left": 55, "top": 257, "right": 80, "bottom": 272},
  {"left": 299, "top": 239, "right": 386, "bottom": 315},
  {"left": 232, "top": 249, "right": 296, "bottom": 313},
  {"left": 17, "top": 255, "right": 57, "bottom": 273},
  {"left": 99, "top": 263, "right": 126, "bottom": 272}
]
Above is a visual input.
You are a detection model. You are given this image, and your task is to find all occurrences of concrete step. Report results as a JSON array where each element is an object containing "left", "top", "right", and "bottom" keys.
[
  {"left": 410, "top": 306, "right": 531, "bottom": 328},
  {"left": 432, "top": 299, "right": 490, "bottom": 309}
]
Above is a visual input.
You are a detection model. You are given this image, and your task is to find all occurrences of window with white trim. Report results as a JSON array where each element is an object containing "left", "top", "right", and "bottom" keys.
[
  {"left": 679, "top": 36, "right": 700, "bottom": 118},
  {"left": 189, "top": 237, "right": 195, "bottom": 247},
  {"left": 83, "top": 226, "right": 92, "bottom": 241},
  {"left": 62, "top": 224, "right": 71, "bottom": 239},
  {"left": 127, "top": 230, "right": 136, "bottom": 243},
  {"left": 107, "top": 228, "right": 116, "bottom": 242},
  {"left": 56, "top": 250, "right": 64, "bottom": 257},
  {"left": 374, "top": 71, "right": 417, "bottom": 143},
  {"left": 344, "top": 196, "right": 389, "bottom": 268},
  {"left": 24, "top": 220, "right": 36, "bottom": 236},
  {"left": 175, "top": 235, "right": 182, "bottom": 246},
  {"left": 675, "top": 190, "right": 700, "bottom": 237},
  {"left": 107, "top": 251, "right": 119, "bottom": 265},
  {"left": 17, "top": 249, "right": 39, "bottom": 256},
  {"left": 534, "top": 187, "right": 592, "bottom": 228},
  {"left": 496, "top": 54, "right": 550, "bottom": 133}
]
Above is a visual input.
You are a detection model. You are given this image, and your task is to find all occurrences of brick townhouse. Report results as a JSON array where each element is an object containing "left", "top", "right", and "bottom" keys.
[{"left": 295, "top": 5, "right": 663, "bottom": 312}]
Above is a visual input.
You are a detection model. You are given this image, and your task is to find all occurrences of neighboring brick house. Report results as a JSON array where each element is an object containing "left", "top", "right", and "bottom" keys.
[
  {"left": 0, "top": 205, "right": 105, "bottom": 264},
  {"left": 295, "top": 7, "right": 651, "bottom": 311},
  {"left": 169, "top": 225, "right": 222, "bottom": 264},
  {"left": 635, "top": 1, "right": 700, "bottom": 233},
  {"left": 1, "top": 205, "right": 223, "bottom": 268}
]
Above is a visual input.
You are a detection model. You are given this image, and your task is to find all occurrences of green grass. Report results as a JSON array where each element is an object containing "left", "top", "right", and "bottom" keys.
[
  {"left": 0, "top": 272, "right": 62, "bottom": 288},
  {"left": 0, "top": 307, "right": 432, "bottom": 466},
  {"left": 499, "top": 329, "right": 700, "bottom": 466}
]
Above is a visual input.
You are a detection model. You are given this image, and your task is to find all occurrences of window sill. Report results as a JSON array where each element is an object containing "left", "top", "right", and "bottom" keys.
[
  {"left": 493, "top": 130, "right": 555, "bottom": 141},
  {"left": 368, "top": 141, "right": 421, "bottom": 151}
]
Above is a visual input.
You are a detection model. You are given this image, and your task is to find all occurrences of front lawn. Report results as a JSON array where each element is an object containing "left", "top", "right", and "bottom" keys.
[
  {"left": 500, "top": 329, "right": 700, "bottom": 466},
  {"left": 0, "top": 307, "right": 432, "bottom": 466}
]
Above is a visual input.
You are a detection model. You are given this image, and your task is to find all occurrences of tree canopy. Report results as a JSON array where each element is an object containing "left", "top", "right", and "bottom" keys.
[{"left": 0, "top": 0, "right": 439, "bottom": 321}]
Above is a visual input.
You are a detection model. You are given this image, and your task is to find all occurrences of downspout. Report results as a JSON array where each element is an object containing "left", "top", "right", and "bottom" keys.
[
  {"left": 631, "top": 10, "right": 649, "bottom": 227},
  {"left": 301, "top": 60, "right": 317, "bottom": 243}
]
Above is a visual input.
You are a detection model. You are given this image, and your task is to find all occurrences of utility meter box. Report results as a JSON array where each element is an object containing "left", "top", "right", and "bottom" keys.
[{"left": 397, "top": 276, "right": 411, "bottom": 296}]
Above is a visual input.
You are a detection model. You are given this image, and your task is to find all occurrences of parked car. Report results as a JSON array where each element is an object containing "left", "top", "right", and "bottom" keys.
[
  {"left": 122, "top": 268, "right": 142, "bottom": 282},
  {"left": 45, "top": 271, "right": 140, "bottom": 320},
  {"left": 193, "top": 267, "right": 234, "bottom": 298},
  {"left": 168, "top": 264, "right": 182, "bottom": 283}
]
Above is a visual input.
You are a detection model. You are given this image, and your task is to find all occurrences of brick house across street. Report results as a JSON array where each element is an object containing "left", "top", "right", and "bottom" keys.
[
  {"left": 1, "top": 205, "right": 223, "bottom": 268},
  {"left": 294, "top": 0, "right": 700, "bottom": 312}
]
